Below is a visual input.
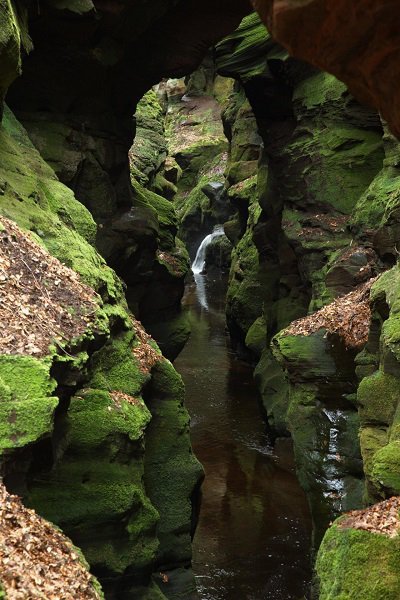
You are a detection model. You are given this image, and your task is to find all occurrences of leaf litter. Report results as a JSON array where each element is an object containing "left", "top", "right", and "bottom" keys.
[
  {"left": 338, "top": 496, "right": 400, "bottom": 538},
  {"left": 0, "top": 482, "right": 101, "bottom": 599},
  {"left": 284, "top": 277, "right": 377, "bottom": 349},
  {"left": 131, "top": 317, "right": 161, "bottom": 373},
  {"left": 0, "top": 217, "right": 99, "bottom": 357}
]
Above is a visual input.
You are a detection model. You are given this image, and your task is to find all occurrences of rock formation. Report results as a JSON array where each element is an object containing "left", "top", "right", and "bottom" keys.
[
  {"left": 252, "top": 0, "right": 400, "bottom": 137},
  {"left": 2, "top": 1, "right": 400, "bottom": 598}
]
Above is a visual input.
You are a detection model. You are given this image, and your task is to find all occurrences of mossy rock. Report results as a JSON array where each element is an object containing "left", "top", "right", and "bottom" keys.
[
  {"left": 272, "top": 329, "right": 337, "bottom": 380},
  {"left": 26, "top": 387, "right": 158, "bottom": 576},
  {"left": 359, "top": 426, "right": 389, "bottom": 492},
  {"left": 245, "top": 315, "right": 267, "bottom": 357},
  {"left": 144, "top": 359, "right": 203, "bottom": 568},
  {"left": 215, "top": 13, "right": 271, "bottom": 82},
  {"left": 0, "top": 0, "right": 31, "bottom": 110},
  {"left": 254, "top": 348, "right": 290, "bottom": 434},
  {"left": 370, "top": 442, "right": 400, "bottom": 495},
  {"left": 0, "top": 106, "right": 120, "bottom": 300},
  {"left": 0, "top": 355, "right": 58, "bottom": 455},
  {"left": 316, "top": 523, "right": 400, "bottom": 599},
  {"left": 145, "top": 311, "right": 191, "bottom": 362},
  {"left": 357, "top": 371, "right": 399, "bottom": 426}
]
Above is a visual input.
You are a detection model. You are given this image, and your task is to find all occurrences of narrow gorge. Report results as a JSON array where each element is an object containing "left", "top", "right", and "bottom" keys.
[{"left": 1, "top": 2, "right": 400, "bottom": 600}]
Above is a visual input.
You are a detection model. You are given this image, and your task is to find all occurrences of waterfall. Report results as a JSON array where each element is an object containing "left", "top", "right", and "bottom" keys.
[
  {"left": 191, "top": 226, "right": 225, "bottom": 275},
  {"left": 191, "top": 226, "right": 225, "bottom": 311}
]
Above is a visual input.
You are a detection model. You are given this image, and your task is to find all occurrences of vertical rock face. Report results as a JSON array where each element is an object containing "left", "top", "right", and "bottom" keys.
[
  {"left": 4, "top": 0, "right": 250, "bottom": 357},
  {"left": 212, "top": 11, "right": 400, "bottom": 598},
  {"left": 0, "top": 4, "right": 251, "bottom": 599},
  {"left": 0, "top": 100, "right": 203, "bottom": 599},
  {"left": 0, "top": 0, "right": 30, "bottom": 112},
  {"left": 251, "top": 0, "right": 400, "bottom": 138},
  {"left": 213, "top": 10, "right": 400, "bottom": 560}
]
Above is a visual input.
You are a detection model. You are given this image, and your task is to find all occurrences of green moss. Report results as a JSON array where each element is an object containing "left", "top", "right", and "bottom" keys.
[
  {"left": 351, "top": 167, "right": 400, "bottom": 229},
  {"left": 293, "top": 72, "right": 347, "bottom": 111},
  {"left": 359, "top": 426, "right": 388, "bottom": 488},
  {"left": 67, "top": 388, "right": 151, "bottom": 448},
  {"left": 0, "top": 107, "right": 121, "bottom": 301},
  {"left": 0, "top": 0, "right": 29, "bottom": 106},
  {"left": 144, "top": 358, "right": 203, "bottom": 567},
  {"left": 215, "top": 12, "right": 272, "bottom": 82},
  {"left": 136, "top": 89, "right": 164, "bottom": 123},
  {"left": 175, "top": 151, "right": 228, "bottom": 238},
  {"left": 131, "top": 90, "right": 167, "bottom": 188},
  {"left": 369, "top": 267, "right": 400, "bottom": 365},
  {"left": 0, "top": 355, "right": 58, "bottom": 454},
  {"left": 245, "top": 316, "right": 267, "bottom": 356},
  {"left": 284, "top": 125, "right": 383, "bottom": 215},
  {"left": 145, "top": 311, "right": 190, "bottom": 362},
  {"left": 226, "top": 198, "right": 266, "bottom": 339},
  {"left": 357, "top": 371, "right": 399, "bottom": 426},
  {"left": 89, "top": 330, "right": 150, "bottom": 396},
  {"left": 272, "top": 330, "right": 336, "bottom": 379},
  {"left": 370, "top": 441, "right": 400, "bottom": 495},
  {"left": 316, "top": 523, "right": 400, "bottom": 599},
  {"left": 131, "top": 178, "right": 177, "bottom": 250},
  {"left": 254, "top": 348, "right": 290, "bottom": 433},
  {"left": 27, "top": 388, "right": 158, "bottom": 575},
  {"left": 226, "top": 161, "right": 258, "bottom": 186}
]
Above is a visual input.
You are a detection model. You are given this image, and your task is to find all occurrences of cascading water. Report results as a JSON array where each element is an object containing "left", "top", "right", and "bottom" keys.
[
  {"left": 191, "top": 226, "right": 225, "bottom": 310},
  {"left": 192, "top": 226, "right": 225, "bottom": 275}
]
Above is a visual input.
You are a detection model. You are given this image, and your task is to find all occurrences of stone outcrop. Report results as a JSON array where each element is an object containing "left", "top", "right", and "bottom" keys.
[
  {"left": 209, "top": 11, "right": 400, "bottom": 598},
  {"left": 3, "top": 0, "right": 251, "bottom": 359},
  {"left": 316, "top": 497, "right": 400, "bottom": 599},
  {"left": 213, "top": 9, "right": 400, "bottom": 560},
  {"left": 0, "top": 100, "right": 203, "bottom": 599},
  {"left": 0, "top": 5, "right": 230, "bottom": 597},
  {"left": 251, "top": 0, "right": 400, "bottom": 138},
  {"left": 161, "top": 77, "right": 232, "bottom": 260},
  {"left": 3, "top": 1, "right": 400, "bottom": 599}
]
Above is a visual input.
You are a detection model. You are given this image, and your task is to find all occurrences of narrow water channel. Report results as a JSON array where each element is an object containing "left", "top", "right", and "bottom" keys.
[{"left": 174, "top": 273, "right": 312, "bottom": 600}]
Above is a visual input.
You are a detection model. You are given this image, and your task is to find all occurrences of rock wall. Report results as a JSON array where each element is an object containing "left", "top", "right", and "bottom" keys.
[
  {"left": 3, "top": 2, "right": 400, "bottom": 598},
  {"left": 214, "top": 11, "right": 400, "bottom": 597},
  {"left": 4, "top": 0, "right": 251, "bottom": 359},
  {"left": 0, "top": 98, "right": 203, "bottom": 599},
  {"left": 252, "top": 0, "right": 400, "bottom": 138},
  {"left": 0, "top": 5, "right": 233, "bottom": 598}
]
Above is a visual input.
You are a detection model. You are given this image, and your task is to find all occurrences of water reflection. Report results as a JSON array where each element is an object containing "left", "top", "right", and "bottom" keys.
[{"left": 174, "top": 275, "right": 312, "bottom": 600}]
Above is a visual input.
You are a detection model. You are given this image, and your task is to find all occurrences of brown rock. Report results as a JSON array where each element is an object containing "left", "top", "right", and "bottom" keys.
[{"left": 252, "top": 0, "right": 400, "bottom": 137}]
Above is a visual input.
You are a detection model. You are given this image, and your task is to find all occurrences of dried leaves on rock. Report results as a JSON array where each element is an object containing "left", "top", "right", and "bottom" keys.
[
  {"left": 0, "top": 482, "right": 101, "bottom": 599},
  {"left": 0, "top": 217, "right": 98, "bottom": 357},
  {"left": 285, "top": 278, "right": 376, "bottom": 349},
  {"left": 338, "top": 496, "right": 400, "bottom": 538},
  {"left": 131, "top": 317, "right": 160, "bottom": 373},
  {"left": 110, "top": 390, "right": 141, "bottom": 408}
]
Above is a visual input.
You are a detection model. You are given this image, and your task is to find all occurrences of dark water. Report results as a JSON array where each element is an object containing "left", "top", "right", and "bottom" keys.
[{"left": 174, "top": 274, "right": 312, "bottom": 600}]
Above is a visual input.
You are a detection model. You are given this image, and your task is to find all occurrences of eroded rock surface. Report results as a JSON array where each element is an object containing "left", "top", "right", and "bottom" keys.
[{"left": 252, "top": 0, "right": 400, "bottom": 137}]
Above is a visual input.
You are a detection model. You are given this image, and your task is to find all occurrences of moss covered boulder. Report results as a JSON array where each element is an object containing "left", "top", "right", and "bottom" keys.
[{"left": 316, "top": 497, "right": 400, "bottom": 600}]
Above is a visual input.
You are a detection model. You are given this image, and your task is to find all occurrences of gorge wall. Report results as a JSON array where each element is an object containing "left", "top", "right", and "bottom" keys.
[
  {"left": 2, "top": 1, "right": 400, "bottom": 599},
  {"left": 210, "top": 10, "right": 400, "bottom": 598}
]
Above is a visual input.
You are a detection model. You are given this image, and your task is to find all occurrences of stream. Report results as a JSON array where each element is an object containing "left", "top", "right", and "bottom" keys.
[{"left": 174, "top": 272, "right": 312, "bottom": 600}]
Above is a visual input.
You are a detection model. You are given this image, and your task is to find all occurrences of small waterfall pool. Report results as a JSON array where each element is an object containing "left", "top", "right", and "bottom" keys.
[{"left": 174, "top": 258, "right": 312, "bottom": 599}]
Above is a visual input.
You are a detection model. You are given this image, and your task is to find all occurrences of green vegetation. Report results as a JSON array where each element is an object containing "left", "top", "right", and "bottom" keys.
[{"left": 317, "top": 524, "right": 400, "bottom": 599}]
